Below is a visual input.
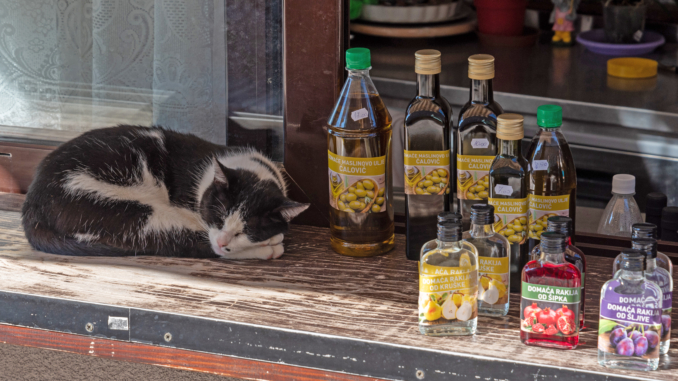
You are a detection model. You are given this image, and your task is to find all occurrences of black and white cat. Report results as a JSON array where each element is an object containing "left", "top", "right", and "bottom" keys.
[{"left": 22, "top": 125, "right": 309, "bottom": 259}]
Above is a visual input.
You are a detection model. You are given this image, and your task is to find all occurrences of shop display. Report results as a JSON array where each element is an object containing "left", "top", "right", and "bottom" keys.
[
  {"left": 527, "top": 105, "right": 576, "bottom": 251},
  {"left": 457, "top": 54, "right": 504, "bottom": 229},
  {"left": 521, "top": 232, "right": 581, "bottom": 350},
  {"left": 462, "top": 204, "right": 510, "bottom": 316},
  {"left": 598, "top": 250, "right": 662, "bottom": 371},
  {"left": 645, "top": 193, "right": 667, "bottom": 238},
  {"left": 597, "top": 174, "right": 643, "bottom": 237},
  {"left": 419, "top": 219, "right": 479, "bottom": 336},
  {"left": 530, "top": 216, "right": 586, "bottom": 329},
  {"left": 327, "top": 48, "right": 394, "bottom": 256},
  {"left": 404, "top": 50, "right": 454, "bottom": 260},
  {"left": 488, "top": 114, "right": 528, "bottom": 294}
]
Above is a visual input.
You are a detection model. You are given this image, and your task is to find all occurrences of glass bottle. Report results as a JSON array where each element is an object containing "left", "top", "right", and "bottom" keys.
[
  {"left": 612, "top": 223, "right": 673, "bottom": 279},
  {"left": 597, "top": 175, "right": 643, "bottom": 237},
  {"left": 419, "top": 221, "right": 479, "bottom": 336},
  {"left": 462, "top": 204, "right": 510, "bottom": 316},
  {"left": 404, "top": 50, "right": 454, "bottom": 260},
  {"left": 488, "top": 114, "right": 528, "bottom": 294},
  {"left": 598, "top": 250, "right": 662, "bottom": 371},
  {"left": 456, "top": 55, "right": 504, "bottom": 229},
  {"left": 639, "top": 239, "right": 673, "bottom": 355},
  {"left": 327, "top": 48, "right": 394, "bottom": 257},
  {"left": 526, "top": 105, "right": 576, "bottom": 252},
  {"left": 521, "top": 232, "right": 581, "bottom": 350},
  {"left": 529, "top": 216, "right": 586, "bottom": 328}
]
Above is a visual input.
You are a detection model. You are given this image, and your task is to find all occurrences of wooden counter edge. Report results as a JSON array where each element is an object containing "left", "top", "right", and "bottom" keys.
[{"left": 0, "top": 324, "right": 385, "bottom": 381}]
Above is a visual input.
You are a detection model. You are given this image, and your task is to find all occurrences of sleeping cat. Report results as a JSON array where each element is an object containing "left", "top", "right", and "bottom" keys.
[{"left": 22, "top": 125, "right": 309, "bottom": 259}]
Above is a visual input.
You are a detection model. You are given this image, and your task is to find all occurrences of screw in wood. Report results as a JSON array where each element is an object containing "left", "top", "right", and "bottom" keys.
[
  {"left": 85, "top": 323, "right": 94, "bottom": 332},
  {"left": 416, "top": 370, "right": 425, "bottom": 379},
  {"left": 164, "top": 332, "right": 172, "bottom": 342}
]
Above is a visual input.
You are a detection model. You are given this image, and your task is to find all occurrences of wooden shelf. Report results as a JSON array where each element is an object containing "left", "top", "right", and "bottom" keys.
[{"left": 0, "top": 209, "right": 676, "bottom": 380}]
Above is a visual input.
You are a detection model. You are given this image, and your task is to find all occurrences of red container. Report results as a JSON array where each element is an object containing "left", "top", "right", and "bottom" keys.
[{"left": 474, "top": 0, "right": 528, "bottom": 36}]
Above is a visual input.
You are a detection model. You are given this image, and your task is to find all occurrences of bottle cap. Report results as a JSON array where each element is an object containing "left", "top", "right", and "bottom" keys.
[
  {"left": 415, "top": 50, "right": 441, "bottom": 75},
  {"left": 540, "top": 232, "right": 567, "bottom": 253},
  {"left": 346, "top": 48, "right": 371, "bottom": 70},
  {"left": 621, "top": 249, "right": 645, "bottom": 271},
  {"left": 607, "top": 58, "right": 658, "bottom": 79},
  {"left": 546, "top": 216, "right": 573, "bottom": 238},
  {"left": 537, "top": 105, "right": 563, "bottom": 128},
  {"left": 437, "top": 211, "right": 462, "bottom": 224},
  {"left": 470, "top": 204, "right": 494, "bottom": 225},
  {"left": 468, "top": 54, "right": 495, "bottom": 80},
  {"left": 661, "top": 206, "right": 678, "bottom": 230},
  {"left": 646, "top": 192, "right": 667, "bottom": 215},
  {"left": 611, "top": 174, "right": 635, "bottom": 194},
  {"left": 632, "top": 223, "right": 658, "bottom": 239},
  {"left": 496, "top": 113, "right": 524, "bottom": 141},
  {"left": 632, "top": 238, "right": 657, "bottom": 259},
  {"left": 437, "top": 221, "right": 462, "bottom": 242}
]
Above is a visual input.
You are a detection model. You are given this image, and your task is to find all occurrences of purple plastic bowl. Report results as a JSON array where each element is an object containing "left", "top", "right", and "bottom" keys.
[{"left": 576, "top": 29, "right": 665, "bottom": 56}]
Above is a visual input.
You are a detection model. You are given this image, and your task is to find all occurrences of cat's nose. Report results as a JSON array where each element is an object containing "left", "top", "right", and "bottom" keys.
[{"left": 217, "top": 234, "right": 232, "bottom": 249}]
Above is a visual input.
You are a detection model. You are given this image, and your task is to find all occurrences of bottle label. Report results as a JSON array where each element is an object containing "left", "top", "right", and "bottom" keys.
[
  {"left": 478, "top": 256, "right": 509, "bottom": 305},
  {"left": 456, "top": 155, "right": 494, "bottom": 201},
  {"left": 351, "top": 108, "right": 369, "bottom": 121},
  {"left": 419, "top": 262, "right": 478, "bottom": 325},
  {"left": 532, "top": 160, "right": 549, "bottom": 171},
  {"left": 527, "top": 194, "right": 571, "bottom": 240},
  {"left": 520, "top": 282, "right": 580, "bottom": 338},
  {"left": 597, "top": 279, "right": 662, "bottom": 360},
  {"left": 488, "top": 198, "right": 528, "bottom": 245},
  {"left": 403, "top": 150, "right": 451, "bottom": 196},
  {"left": 471, "top": 138, "right": 490, "bottom": 149},
  {"left": 328, "top": 151, "right": 386, "bottom": 213}
]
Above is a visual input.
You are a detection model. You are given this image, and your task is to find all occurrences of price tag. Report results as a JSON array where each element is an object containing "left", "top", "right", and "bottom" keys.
[
  {"left": 532, "top": 160, "right": 548, "bottom": 171},
  {"left": 351, "top": 108, "right": 369, "bottom": 121},
  {"left": 494, "top": 184, "right": 513, "bottom": 196},
  {"left": 471, "top": 138, "right": 490, "bottom": 149}
]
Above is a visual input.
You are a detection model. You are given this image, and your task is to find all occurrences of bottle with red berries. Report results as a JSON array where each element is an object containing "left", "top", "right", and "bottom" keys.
[
  {"left": 598, "top": 250, "right": 662, "bottom": 371},
  {"left": 521, "top": 232, "right": 581, "bottom": 349}
]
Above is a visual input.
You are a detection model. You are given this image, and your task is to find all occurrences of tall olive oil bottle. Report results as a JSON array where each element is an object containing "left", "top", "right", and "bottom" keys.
[
  {"left": 404, "top": 50, "right": 453, "bottom": 260},
  {"left": 327, "top": 48, "right": 394, "bottom": 256},
  {"left": 488, "top": 114, "right": 528, "bottom": 293},
  {"left": 457, "top": 55, "right": 504, "bottom": 229},
  {"left": 526, "top": 105, "right": 576, "bottom": 251}
]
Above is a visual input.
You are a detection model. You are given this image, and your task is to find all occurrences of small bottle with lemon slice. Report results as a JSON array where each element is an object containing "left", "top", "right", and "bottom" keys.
[{"left": 419, "top": 216, "right": 479, "bottom": 336}]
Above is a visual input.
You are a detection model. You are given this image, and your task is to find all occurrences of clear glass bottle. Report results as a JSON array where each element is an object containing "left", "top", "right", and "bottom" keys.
[
  {"left": 419, "top": 220, "right": 479, "bottom": 336},
  {"left": 404, "top": 50, "right": 454, "bottom": 260},
  {"left": 456, "top": 55, "right": 504, "bottom": 229},
  {"left": 598, "top": 250, "right": 662, "bottom": 371},
  {"left": 521, "top": 232, "right": 581, "bottom": 350},
  {"left": 529, "top": 216, "right": 586, "bottom": 328},
  {"left": 612, "top": 223, "right": 674, "bottom": 277},
  {"left": 597, "top": 174, "right": 643, "bottom": 237},
  {"left": 327, "top": 48, "right": 394, "bottom": 257},
  {"left": 462, "top": 204, "right": 510, "bottom": 316},
  {"left": 526, "top": 105, "right": 576, "bottom": 252},
  {"left": 488, "top": 114, "right": 528, "bottom": 294}
]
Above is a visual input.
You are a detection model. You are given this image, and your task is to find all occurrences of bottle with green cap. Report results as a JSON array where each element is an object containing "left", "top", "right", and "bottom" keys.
[
  {"left": 526, "top": 105, "right": 577, "bottom": 252},
  {"left": 327, "top": 47, "right": 394, "bottom": 257}
]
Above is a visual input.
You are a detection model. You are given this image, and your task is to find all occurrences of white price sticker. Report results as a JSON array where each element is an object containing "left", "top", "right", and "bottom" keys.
[
  {"left": 351, "top": 108, "right": 369, "bottom": 121},
  {"left": 494, "top": 184, "right": 513, "bottom": 196},
  {"left": 471, "top": 138, "right": 490, "bottom": 149},
  {"left": 532, "top": 160, "right": 549, "bottom": 171}
]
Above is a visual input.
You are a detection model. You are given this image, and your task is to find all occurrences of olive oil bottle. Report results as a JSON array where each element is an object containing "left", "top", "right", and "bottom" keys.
[
  {"left": 457, "top": 55, "right": 504, "bottom": 229},
  {"left": 526, "top": 105, "right": 576, "bottom": 251},
  {"left": 488, "top": 114, "right": 528, "bottom": 293},
  {"left": 327, "top": 48, "right": 394, "bottom": 256},
  {"left": 404, "top": 50, "right": 454, "bottom": 260}
]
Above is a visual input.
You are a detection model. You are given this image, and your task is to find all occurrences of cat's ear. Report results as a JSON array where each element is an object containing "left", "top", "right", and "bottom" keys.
[
  {"left": 212, "top": 157, "right": 230, "bottom": 186},
  {"left": 274, "top": 200, "right": 310, "bottom": 222}
]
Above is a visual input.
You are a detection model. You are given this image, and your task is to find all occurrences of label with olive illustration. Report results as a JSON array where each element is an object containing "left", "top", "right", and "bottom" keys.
[
  {"left": 527, "top": 194, "right": 570, "bottom": 240},
  {"left": 403, "top": 150, "right": 450, "bottom": 195},
  {"left": 419, "top": 258, "right": 478, "bottom": 325},
  {"left": 478, "top": 256, "right": 509, "bottom": 305},
  {"left": 456, "top": 155, "right": 494, "bottom": 201},
  {"left": 328, "top": 151, "right": 386, "bottom": 214},
  {"left": 488, "top": 197, "right": 528, "bottom": 245}
]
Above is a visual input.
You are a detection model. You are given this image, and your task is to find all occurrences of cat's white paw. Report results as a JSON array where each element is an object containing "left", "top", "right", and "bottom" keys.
[
  {"left": 272, "top": 244, "right": 284, "bottom": 259},
  {"left": 269, "top": 234, "right": 284, "bottom": 246},
  {"left": 220, "top": 244, "right": 283, "bottom": 260}
]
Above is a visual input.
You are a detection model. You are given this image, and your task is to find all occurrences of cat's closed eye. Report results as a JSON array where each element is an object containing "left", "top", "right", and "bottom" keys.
[{"left": 235, "top": 233, "right": 242, "bottom": 237}]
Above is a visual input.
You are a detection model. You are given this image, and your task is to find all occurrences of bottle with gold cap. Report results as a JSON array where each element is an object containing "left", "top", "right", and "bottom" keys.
[
  {"left": 403, "top": 49, "right": 454, "bottom": 261},
  {"left": 457, "top": 54, "right": 504, "bottom": 229},
  {"left": 488, "top": 114, "right": 528, "bottom": 294},
  {"left": 327, "top": 47, "right": 394, "bottom": 257}
]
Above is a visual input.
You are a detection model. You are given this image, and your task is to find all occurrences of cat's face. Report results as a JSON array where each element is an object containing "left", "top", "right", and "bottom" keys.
[{"left": 199, "top": 160, "right": 309, "bottom": 256}]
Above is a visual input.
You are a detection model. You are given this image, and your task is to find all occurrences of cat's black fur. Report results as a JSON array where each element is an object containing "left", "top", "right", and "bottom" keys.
[{"left": 22, "top": 125, "right": 306, "bottom": 258}]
